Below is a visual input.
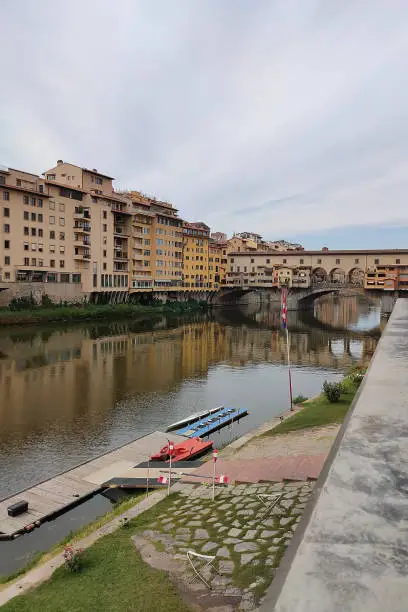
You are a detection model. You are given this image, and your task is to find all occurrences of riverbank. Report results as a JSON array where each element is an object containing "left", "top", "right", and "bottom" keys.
[{"left": 0, "top": 300, "right": 208, "bottom": 327}]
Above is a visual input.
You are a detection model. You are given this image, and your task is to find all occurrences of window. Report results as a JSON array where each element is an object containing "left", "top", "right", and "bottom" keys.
[
  {"left": 266, "top": 258, "right": 270, "bottom": 264},
  {"left": 72, "top": 274, "right": 81, "bottom": 283},
  {"left": 38, "top": 228, "right": 43, "bottom": 237},
  {"left": 103, "top": 249, "right": 107, "bottom": 257},
  {"left": 50, "top": 215, "right": 55, "bottom": 224},
  {"left": 144, "top": 250, "right": 150, "bottom": 256},
  {"left": 95, "top": 177, "right": 103, "bottom": 185},
  {"left": 59, "top": 217, "right": 65, "bottom": 226},
  {"left": 103, "top": 224, "right": 107, "bottom": 232},
  {"left": 300, "top": 259, "right": 304, "bottom": 264},
  {"left": 23, "top": 196, "right": 29, "bottom": 204},
  {"left": 143, "top": 227, "right": 149, "bottom": 234},
  {"left": 24, "top": 257, "right": 29, "bottom": 265},
  {"left": 37, "top": 198, "right": 43, "bottom": 207},
  {"left": 60, "top": 273, "right": 70, "bottom": 282},
  {"left": 31, "top": 197, "right": 36, "bottom": 206},
  {"left": 59, "top": 245, "right": 65, "bottom": 253},
  {"left": 24, "top": 243, "right": 29, "bottom": 251},
  {"left": 38, "top": 214, "right": 43, "bottom": 222},
  {"left": 5, "top": 272, "right": 10, "bottom": 279},
  {"left": 283, "top": 259, "right": 287, "bottom": 263},
  {"left": 3, "top": 224, "right": 9, "bottom": 233},
  {"left": 24, "top": 226, "right": 29, "bottom": 235},
  {"left": 103, "top": 210, "right": 107, "bottom": 219},
  {"left": 4, "top": 256, "right": 10, "bottom": 265},
  {"left": 38, "top": 243, "right": 43, "bottom": 252},
  {"left": 354, "top": 258, "right": 359, "bottom": 264},
  {"left": 50, "top": 244, "right": 55, "bottom": 253},
  {"left": 251, "top": 258, "right": 254, "bottom": 263},
  {"left": 31, "top": 212, "right": 36, "bottom": 221},
  {"left": 31, "top": 227, "right": 36, "bottom": 236},
  {"left": 317, "top": 258, "right": 322, "bottom": 264},
  {"left": 144, "top": 239, "right": 150, "bottom": 246},
  {"left": 31, "top": 243, "right": 37, "bottom": 251},
  {"left": 24, "top": 211, "right": 29, "bottom": 220},
  {"left": 47, "top": 174, "right": 56, "bottom": 180},
  {"left": 39, "top": 185, "right": 44, "bottom": 194},
  {"left": 50, "top": 259, "right": 55, "bottom": 268},
  {"left": 3, "top": 240, "right": 9, "bottom": 250},
  {"left": 38, "top": 259, "right": 43, "bottom": 267},
  {"left": 49, "top": 200, "right": 55, "bottom": 210},
  {"left": 16, "top": 179, "right": 21, "bottom": 186},
  {"left": 335, "top": 258, "right": 340, "bottom": 265},
  {"left": 375, "top": 258, "right": 379, "bottom": 265},
  {"left": 396, "top": 259, "right": 401, "bottom": 264},
  {"left": 60, "top": 232, "right": 65, "bottom": 240},
  {"left": 31, "top": 258, "right": 36, "bottom": 266},
  {"left": 3, "top": 191, "right": 9, "bottom": 201},
  {"left": 60, "top": 260, "right": 65, "bottom": 268},
  {"left": 3, "top": 207, "right": 9, "bottom": 217},
  {"left": 59, "top": 203, "right": 65, "bottom": 212}
]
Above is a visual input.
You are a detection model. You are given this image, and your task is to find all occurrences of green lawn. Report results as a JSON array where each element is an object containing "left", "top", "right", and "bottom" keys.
[
  {"left": 2, "top": 495, "right": 190, "bottom": 612},
  {"left": 263, "top": 376, "right": 359, "bottom": 436}
]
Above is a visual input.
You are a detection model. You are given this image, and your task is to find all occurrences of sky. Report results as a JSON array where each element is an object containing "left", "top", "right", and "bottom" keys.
[{"left": 1, "top": 0, "right": 408, "bottom": 250}]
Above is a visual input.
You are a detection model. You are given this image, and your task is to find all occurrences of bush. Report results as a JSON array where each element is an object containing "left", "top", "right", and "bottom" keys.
[
  {"left": 8, "top": 294, "right": 37, "bottom": 311},
  {"left": 323, "top": 381, "right": 343, "bottom": 403},
  {"left": 40, "top": 293, "right": 53, "bottom": 308},
  {"left": 63, "top": 544, "right": 85, "bottom": 572},
  {"left": 293, "top": 394, "right": 308, "bottom": 404}
]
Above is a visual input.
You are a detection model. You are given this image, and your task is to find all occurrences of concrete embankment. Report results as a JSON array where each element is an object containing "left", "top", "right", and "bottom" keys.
[{"left": 260, "top": 298, "right": 408, "bottom": 612}]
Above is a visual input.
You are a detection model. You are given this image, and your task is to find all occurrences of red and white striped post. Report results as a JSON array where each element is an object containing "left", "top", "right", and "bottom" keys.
[
  {"left": 212, "top": 448, "right": 218, "bottom": 501},
  {"left": 168, "top": 440, "right": 174, "bottom": 495}
]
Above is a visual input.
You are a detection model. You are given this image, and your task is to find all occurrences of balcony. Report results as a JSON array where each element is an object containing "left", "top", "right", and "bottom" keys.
[
  {"left": 74, "top": 207, "right": 91, "bottom": 219},
  {"left": 74, "top": 222, "right": 91, "bottom": 233},
  {"left": 74, "top": 251, "right": 91, "bottom": 260},
  {"left": 114, "top": 225, "right": 129, "bottom": 237},
  {"left": 114, "top": 251, "right": 128, "bottom": 261}
]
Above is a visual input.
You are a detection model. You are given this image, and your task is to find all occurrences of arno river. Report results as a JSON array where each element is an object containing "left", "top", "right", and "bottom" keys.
[{"left": 0, "top": 294, "right": 383, "bottom": 575}]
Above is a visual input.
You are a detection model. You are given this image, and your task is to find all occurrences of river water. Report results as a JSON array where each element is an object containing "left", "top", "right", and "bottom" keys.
[{"left": 0, "top": 295, "right": 383, "bottom": 575}]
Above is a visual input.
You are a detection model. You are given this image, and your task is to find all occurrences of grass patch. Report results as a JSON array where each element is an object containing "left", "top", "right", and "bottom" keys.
[
  {"left": 1, "top": 494, "right": 190, "bottom": 612},
  {"left": 0, "top": 492, "right": 144, "bottom": 586},
  {"left": 264, "top": 375, "right": 359, "bottom": 436},
  {"left": 0, "top": 300, "right": 208, "bottom": 327}
]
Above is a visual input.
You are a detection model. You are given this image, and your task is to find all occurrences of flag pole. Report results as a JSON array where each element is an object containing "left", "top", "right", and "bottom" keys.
[{"left": 281, "top": 285, "right": 294, "bottom": 412}]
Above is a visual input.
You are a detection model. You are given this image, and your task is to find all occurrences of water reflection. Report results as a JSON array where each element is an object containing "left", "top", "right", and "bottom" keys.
[{"left": 0, "top": 296, "right": 380, "bottom": 499}]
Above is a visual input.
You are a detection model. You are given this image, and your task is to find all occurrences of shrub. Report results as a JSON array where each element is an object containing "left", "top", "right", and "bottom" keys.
[
  {"left": 119, "top": 517, "right": 130, "bottom": 529},
  {"left": 40, "top": 294, "right": 53, "bottom": 308},
  {"left": 293, "top": 394, "right": 308, "bottom": 404},
  {"left": 323, "top": 381, "right": 343, "bottom": 403},
  {"left": 63, "top": 544, "right": 85, "bottom": 572},
  {"left": 8, "top": 294, "right": 37, "bottom": 311}
]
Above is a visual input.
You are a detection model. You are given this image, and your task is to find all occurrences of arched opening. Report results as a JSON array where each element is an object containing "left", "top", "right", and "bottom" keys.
[
  {"left": 312, "top": 267, "right": 328, "bottom": 284},
  {"left": 330, "top": 268, "right": 346, "bottom": 283},
  {"left": 348, "top": 267, "right": 365, "bottom": 286}
]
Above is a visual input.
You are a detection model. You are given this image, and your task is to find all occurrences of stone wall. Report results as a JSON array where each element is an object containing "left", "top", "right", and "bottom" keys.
[{"left": 0, "top": 282, "right": 86, "bottom": 307}]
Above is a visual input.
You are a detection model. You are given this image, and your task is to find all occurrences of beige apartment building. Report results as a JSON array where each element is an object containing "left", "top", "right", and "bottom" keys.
[{"left": 0, "top": 162, "right": 184, "bottom": 304}]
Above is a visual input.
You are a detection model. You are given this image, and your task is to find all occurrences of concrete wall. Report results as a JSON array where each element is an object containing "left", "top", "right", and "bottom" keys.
[
  {"left": 260, "top": 298, "right": 408, "bottom": 612},
  {"left": 0, "top": 282, "right": 85, "bottom": 306}
]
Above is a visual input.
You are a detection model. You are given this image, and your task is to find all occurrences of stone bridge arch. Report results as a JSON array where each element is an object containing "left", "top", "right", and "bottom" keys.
[
  {"left": 330, "top": 268, "right": 346, "bottom": 283},
  {"left": 312, "top": 267, "right": 328, "bottom": 284},
  {"left": 348, "top": 267, "right": 365, "bottom": 286}
]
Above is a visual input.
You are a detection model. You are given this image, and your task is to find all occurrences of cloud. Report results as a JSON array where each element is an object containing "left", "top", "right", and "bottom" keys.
[{"left": 2, "top": 0, "right": 408, "bottom": 244}]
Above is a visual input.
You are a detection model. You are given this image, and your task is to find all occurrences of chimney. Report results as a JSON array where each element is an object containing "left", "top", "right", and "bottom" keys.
[
  {"left": 57, "top": 159, "right": 63, "bottom": 165},
  {"left": 322, "top": 246, "right": 329, "bottom": 252},
  {"left": 92, "top": 169, "right": 98, "bottom": 172}
]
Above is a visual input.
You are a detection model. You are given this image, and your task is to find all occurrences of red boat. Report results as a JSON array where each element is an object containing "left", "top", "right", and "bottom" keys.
[{"left": 150, "top": 437, "right": 213, "bottom": 462}]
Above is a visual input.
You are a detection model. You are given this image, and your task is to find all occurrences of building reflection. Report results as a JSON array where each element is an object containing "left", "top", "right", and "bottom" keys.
[{"left": 0, "top": 298, "right": 379, "bottom": 440}]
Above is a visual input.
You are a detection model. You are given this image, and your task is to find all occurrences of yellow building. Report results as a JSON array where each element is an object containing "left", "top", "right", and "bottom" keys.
[
  {"left": 209, "top": 241, "right": 227, "bottom": 288},
  {"left": 182, "top": 222, "right": 210, "bottom": 289}
]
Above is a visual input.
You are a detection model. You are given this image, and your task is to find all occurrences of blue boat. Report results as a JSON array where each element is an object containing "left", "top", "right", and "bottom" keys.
[{"left": 175, "top": 406, "right": 248, "bottom": 438}]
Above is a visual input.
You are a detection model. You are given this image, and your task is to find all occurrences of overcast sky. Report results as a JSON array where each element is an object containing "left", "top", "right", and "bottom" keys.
[{"left": 2, "top": 0, "right": 408, "bottom": 249}]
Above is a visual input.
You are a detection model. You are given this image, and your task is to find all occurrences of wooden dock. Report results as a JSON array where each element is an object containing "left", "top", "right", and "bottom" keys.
[{"left": 0, "top": 431, "right": 187, "bottom": 540}]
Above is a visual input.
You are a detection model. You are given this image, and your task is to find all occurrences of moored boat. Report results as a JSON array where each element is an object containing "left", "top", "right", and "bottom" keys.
[
  {"left": 165, "top": 406, "right": 224, "bottom": 432},
  {"left": 175, "top": 406, "right": 248, "bottom": 438},
  {"left": 150, "top": 437, "right": 213, "bottom": 462}
]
